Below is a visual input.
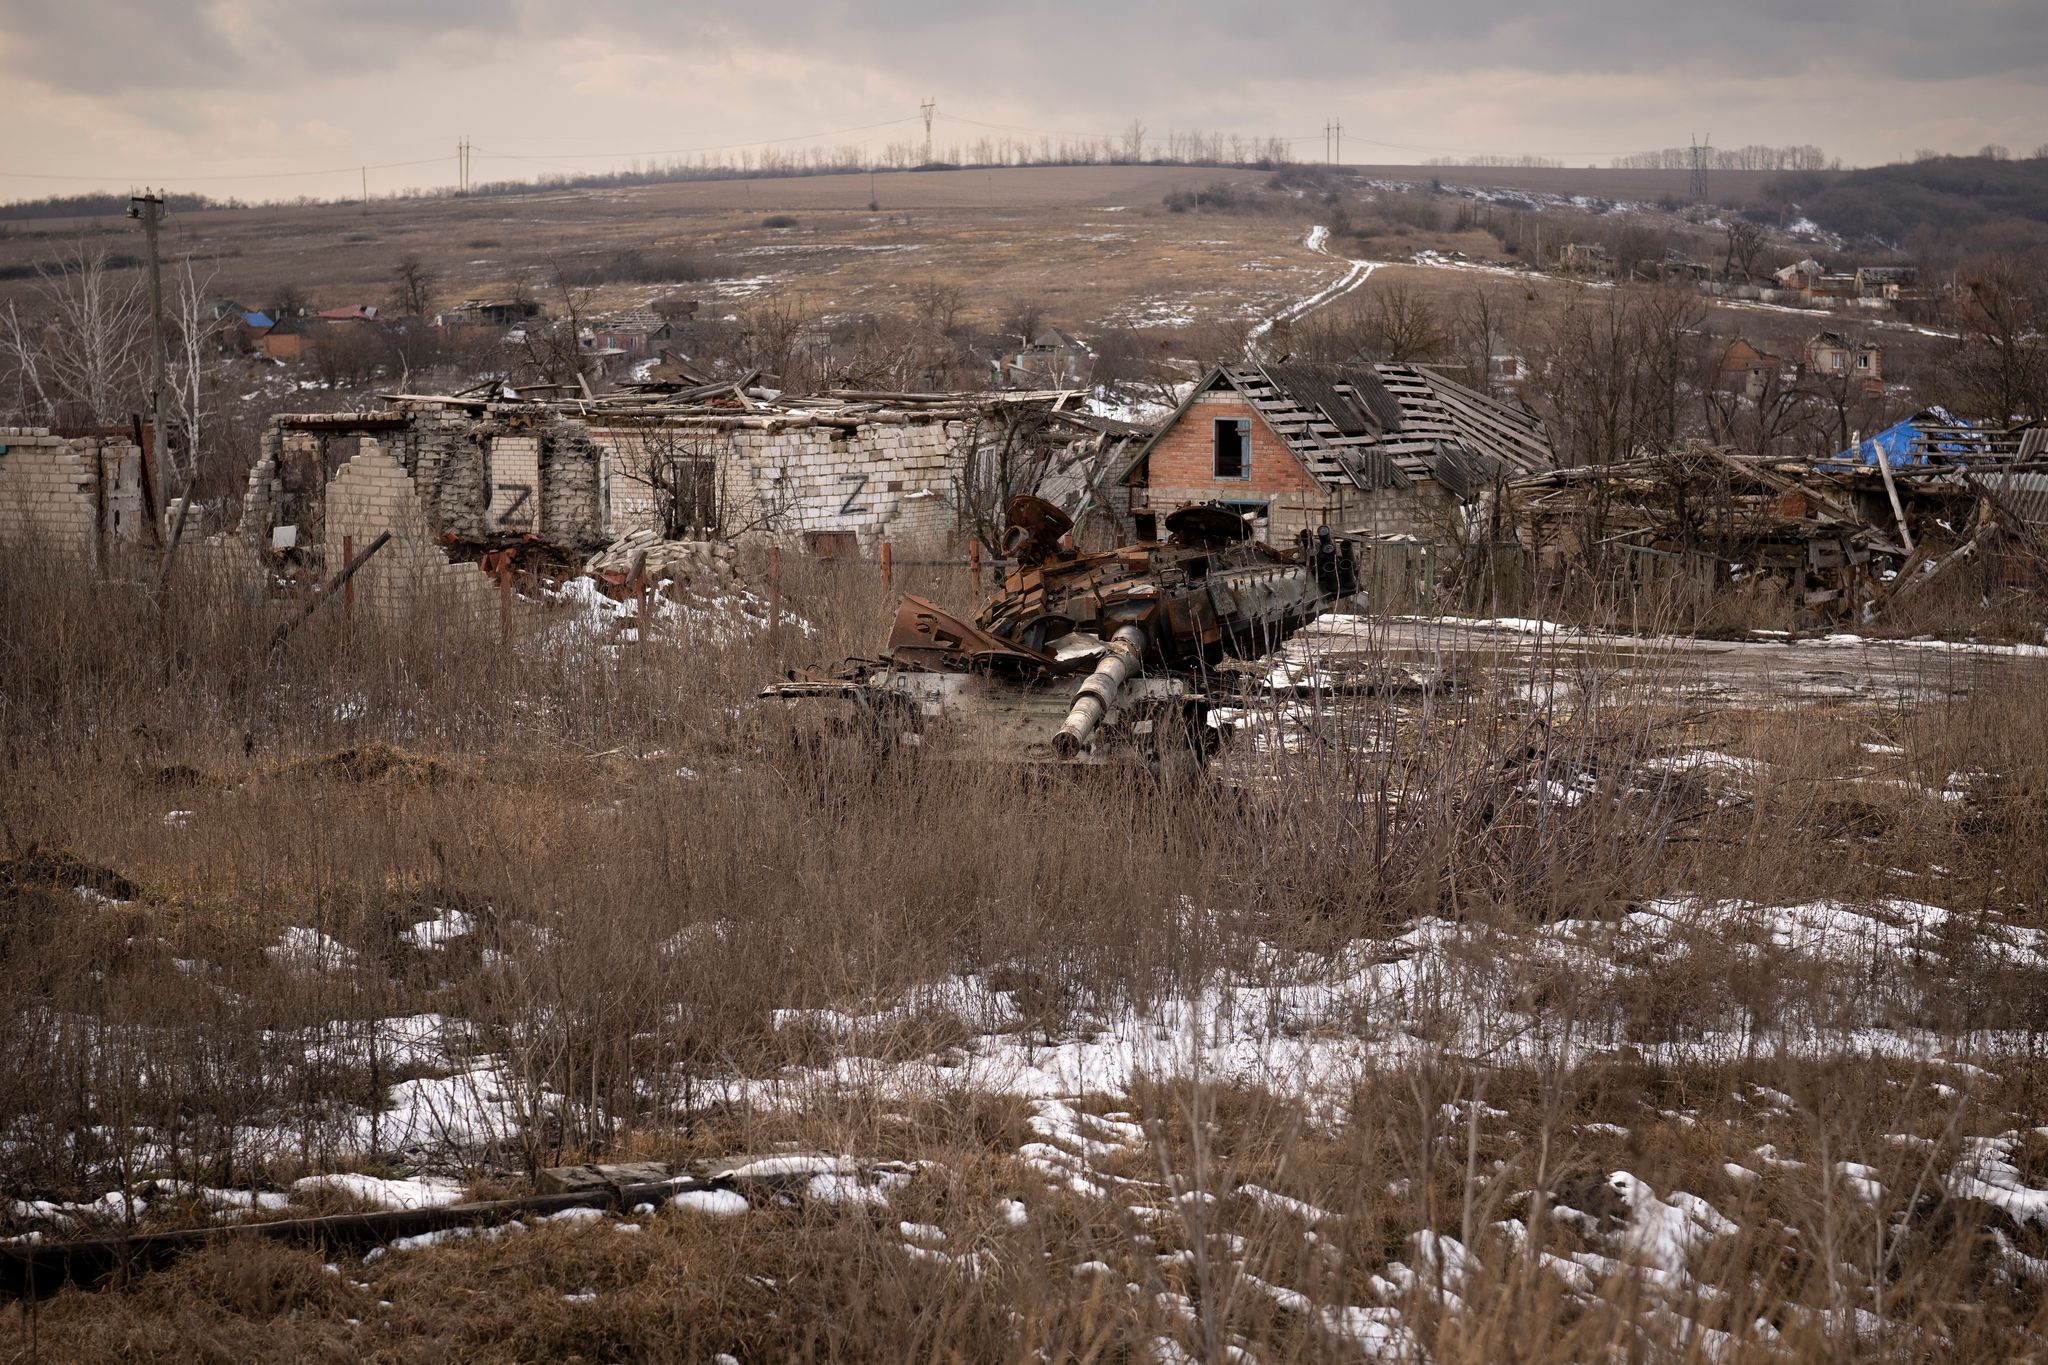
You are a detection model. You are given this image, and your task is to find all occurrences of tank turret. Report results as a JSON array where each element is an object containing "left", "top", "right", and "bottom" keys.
[{"left": 764, "top": 496, "right": 1357, "bottom": 773}]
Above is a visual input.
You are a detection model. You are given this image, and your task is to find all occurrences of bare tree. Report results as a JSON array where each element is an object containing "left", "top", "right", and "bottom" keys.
[
  {"left": 732, "top": 295, "right": 817, "bottom": 391},
  {"left": 392, "top": 254, "right": 438, "bottom": 319},
  {"left": 1946, "top": 251, "right": 2047, "bottom": 421},
  {"left": 1451, "top": 288, "right": 1520, "bottom": 393},
  {"left": 1530, "top": 284, "right": 1706, "bottom": 473},
  {"left": 264, "top": 283, "right": 309, "bottom": 321},
  {"left": 911, "top": 278, "right": 965, "bottom": 338},
  {"left": 307, "top": 322, "right": 394, "bottom": 390},
  {"left": 606, "top": 423, "right": 740, "bottom": 537},
  {"left": 167, "top": 256, "right": 225, "bottom": 486},
  {"left": 1724, "top": 219, "right": 1767, "bottom": 284},
  {"left": 1799, "top": 342, "right": 1897, "bottom": 456},
  {"left": 1362, "top": 282, "right": 1450, "bottom": 363},
  {"left": 507, "top": 260, "right": 598, "bottom": 392},
  {"left": 0, "top": 243, "right": 145, "bottom": 424},
  {"left": 956, "top": 407, "right": 1067, "bottom": 550},
  {"left": 1001, "top": 298, "right": 1047, "bottom": 345},
  {"left": 1698, "top": 353, "right": 1816, "bottom": 459}
]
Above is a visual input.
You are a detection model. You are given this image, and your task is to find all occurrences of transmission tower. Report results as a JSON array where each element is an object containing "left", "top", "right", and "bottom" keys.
[
  {"left": 1689, "top": 135, "right": 1711, "bottom": 202},
  {"left": 920, "top": 98, "right": 936, "bottom": 165}
]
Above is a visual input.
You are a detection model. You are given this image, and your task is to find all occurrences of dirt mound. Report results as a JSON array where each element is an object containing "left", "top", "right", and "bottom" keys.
[
  {"left": 0, "top": 845, "right": 138, "bottom": 901},
  {"left": 286, "top": 743, "right": 453, "bottom": 787}
]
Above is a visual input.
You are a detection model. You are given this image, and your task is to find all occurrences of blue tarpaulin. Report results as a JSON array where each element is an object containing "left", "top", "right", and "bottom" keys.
[{"left": 1828, "top": 408, "right": 1977, "bottom": 468}]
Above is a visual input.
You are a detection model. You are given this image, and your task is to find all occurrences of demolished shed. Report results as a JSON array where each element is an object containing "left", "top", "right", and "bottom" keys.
[{"left": 1506, "top": 435, "right": 2048, "bottom": 626}]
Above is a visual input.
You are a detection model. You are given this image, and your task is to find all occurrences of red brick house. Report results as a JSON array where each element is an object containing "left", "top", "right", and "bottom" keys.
[
  {"left": 1716, "top": 337, "right": 1790, "bottom": 398},
  {"left": 261, "top": 314, "right": 313, "bottom": 362},
  {"left": 1118, "top": 362, "right": 1551, "bottom": 545}
]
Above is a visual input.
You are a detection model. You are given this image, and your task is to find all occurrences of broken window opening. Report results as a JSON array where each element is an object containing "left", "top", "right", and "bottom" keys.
[
  {"left": 1214, "top": 418, "right": 1250, "bottom": 480},
  {"left": 665, "top": 457, "right": 720, "bottom": 536}
]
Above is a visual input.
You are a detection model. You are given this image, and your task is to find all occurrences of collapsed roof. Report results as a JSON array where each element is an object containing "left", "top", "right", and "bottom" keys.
[{"left": 1121, "top": 362, "right": 1552, "bottom": 498}]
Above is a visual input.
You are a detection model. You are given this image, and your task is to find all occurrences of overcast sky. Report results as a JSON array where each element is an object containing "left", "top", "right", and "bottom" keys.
[{"left": 2, "top": 0, "right": 2042, "bottom": 200}]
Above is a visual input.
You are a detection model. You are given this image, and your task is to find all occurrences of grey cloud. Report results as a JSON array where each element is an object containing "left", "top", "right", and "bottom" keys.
[{"left": 0, "top": 0, "right": 2040, "bottom": 180}]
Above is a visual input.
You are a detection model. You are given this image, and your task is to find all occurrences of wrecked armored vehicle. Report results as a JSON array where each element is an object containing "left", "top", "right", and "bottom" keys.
[{"left": 764, "top": 496, "right": 1358, "bottom": 773}]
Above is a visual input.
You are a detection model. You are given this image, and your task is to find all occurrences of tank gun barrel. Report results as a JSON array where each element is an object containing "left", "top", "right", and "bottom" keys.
[{"left": 1052, "top": 624, "right": 1148, "bottom": 757}]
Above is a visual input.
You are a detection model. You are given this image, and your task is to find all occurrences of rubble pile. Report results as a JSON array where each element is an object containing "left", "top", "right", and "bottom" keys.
[
  {"left": 1507, "top": 432, "right": 2048, "bottom": 626},
  {"left": 586, "top": 530, "right": 745, "bottom": 603}
]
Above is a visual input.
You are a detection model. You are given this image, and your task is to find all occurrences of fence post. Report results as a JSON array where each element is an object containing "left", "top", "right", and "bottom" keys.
[
  {"left": 767, "top": 545, "right": 782, "bottom": 663},
  {"left": 342, "top": 535, "right": 354, "bottom": 619},
  {"left": 879, "top": 540, "right": 893, "bottom": 598},
  {"left": 968, "top": 538, "right": 981, "bottom": 595},
  {"left": 498, "top": 571, "right": 513, "bottom": 645}
]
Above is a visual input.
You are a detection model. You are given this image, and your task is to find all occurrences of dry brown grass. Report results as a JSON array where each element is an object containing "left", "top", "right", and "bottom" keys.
[
  {"left": 2, "top": 539, "right": 2044, "bottom": 1360},
  {"left": 0, "top": 165, "right": 1300, "bottom": 335}
]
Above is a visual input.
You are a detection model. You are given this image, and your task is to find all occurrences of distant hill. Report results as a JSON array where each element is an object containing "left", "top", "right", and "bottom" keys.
[{"left": 1763, "top": 155, "right": 2048, "bottom": 246}]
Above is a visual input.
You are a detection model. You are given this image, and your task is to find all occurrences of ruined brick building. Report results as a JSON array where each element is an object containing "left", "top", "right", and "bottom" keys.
[
  {"left": 245, "top": 394, "right": 997, "bottom": 564},
  {"left": 1118, "top": 362, "right": 1553, "bottom": 546},
  {"left": 213, "top": 385, "right": 1138, "bottom": 614},
  {"left": 0, "top": 426, "right": 150, "bottom": 565},
  {"left": 0, "top": 383, "right": 1138, "bottom": 626}
]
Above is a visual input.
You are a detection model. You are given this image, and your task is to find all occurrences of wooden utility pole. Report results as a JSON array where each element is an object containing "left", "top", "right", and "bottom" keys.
[{"left": 129, "top": 190, "right": 169, "bottom": 534}]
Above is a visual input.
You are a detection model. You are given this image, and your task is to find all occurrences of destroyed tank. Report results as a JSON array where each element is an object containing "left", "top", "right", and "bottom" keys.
[{"left": 764, "top": 496, "right": 1359, "bottom": 774}]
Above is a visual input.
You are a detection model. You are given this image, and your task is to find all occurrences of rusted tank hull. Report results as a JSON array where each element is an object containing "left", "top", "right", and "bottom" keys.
[{"left": 762, "top": 498, "right": 1356, "bottom": 775}]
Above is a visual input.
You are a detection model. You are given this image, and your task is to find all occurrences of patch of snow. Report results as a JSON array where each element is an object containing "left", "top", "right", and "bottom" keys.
[
  {"left": 672, "top": 1188, "right": 750, "bottom": 1216},
  {"left": 266, "top": 926, "right": 358, "bottom": 972},
  {"left": 292, "top": 1173, "right": 467, "bottom": 1210},
  {"left": 405, "top": 909, "right": 477, "bottom": 948}
]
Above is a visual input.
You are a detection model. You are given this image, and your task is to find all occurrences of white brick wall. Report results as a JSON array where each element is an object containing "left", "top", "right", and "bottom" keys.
[
  {"left": 488, "top": 435, "right": 540, "bottom": 533},
  {"left": 0, "top": 436, "right": 100, "bottom": 560},
  {"left": 322, "top": 445, "right": 495, "bottom": 620},
  {"left": 591, "top": 418, "right": 966, "bottom": 552}
]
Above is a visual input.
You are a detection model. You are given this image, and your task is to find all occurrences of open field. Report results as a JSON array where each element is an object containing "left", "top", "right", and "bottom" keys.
[
  {"left": 0, "top": 162, "right": 1841, "bottom": 362},
  {"left": 3, "top": 544, "right": 2044, "bottom": 1360},
  {"left": 0, "top": 166, "right": 1292, "bottom": 333}
]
